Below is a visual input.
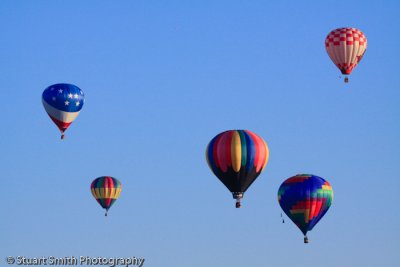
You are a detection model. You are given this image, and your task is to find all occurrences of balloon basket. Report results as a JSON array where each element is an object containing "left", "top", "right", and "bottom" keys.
[
  {"left": 304, "top": 236, "right": 309, "bottom": 244},
  {"left": 344, "top": 77, "right": 349, "bottom": 83},
  {"left": 232, "top": 192, "right": 243, "bottom": 208}
]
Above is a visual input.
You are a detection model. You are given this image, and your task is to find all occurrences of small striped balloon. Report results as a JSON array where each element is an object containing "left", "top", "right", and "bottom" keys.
[{"left": 91, "top": 176, "right": 122, "bottom": 216}]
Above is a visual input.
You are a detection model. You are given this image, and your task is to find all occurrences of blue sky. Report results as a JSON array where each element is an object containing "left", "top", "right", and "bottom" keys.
[{"left": 1, "top": 1, "right": 399, "bottom": 266}]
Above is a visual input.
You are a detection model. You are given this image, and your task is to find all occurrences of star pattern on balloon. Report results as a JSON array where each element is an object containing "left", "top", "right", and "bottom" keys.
[{"left": 42, "top": 83, "right": 84, "bottom": 139}]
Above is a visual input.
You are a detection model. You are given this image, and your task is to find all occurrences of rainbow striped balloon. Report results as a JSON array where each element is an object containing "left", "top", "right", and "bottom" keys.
[
  {"left": 91, "top": 176, "right": 122, "bottom": 216},
  {"left": 278, "top": 174, "right": 333, "bottom": 243},
  {"left": 206, "top": 130, "right": 269, "bottom": 207}
]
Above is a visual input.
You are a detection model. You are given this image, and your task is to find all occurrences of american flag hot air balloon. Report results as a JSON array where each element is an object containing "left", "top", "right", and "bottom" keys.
[{"left": 42, "top": 83, "right": 84, "bottom": 139}]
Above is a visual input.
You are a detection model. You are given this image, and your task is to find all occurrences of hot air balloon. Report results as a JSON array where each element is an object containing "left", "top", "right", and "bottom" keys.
[
  {"left": 206, "top": 130, "right": 269, "bottom": 208},
  {"left": 91, "top": 176, "right": 122, "bottom": 216},
  {"left": 42, "top": 83, "right": 84, "bottom": 139},
  {"left": 278, "top": 174, "right": 333, "bottom": 243},
  {"left": 325, "top": 27, "right": 367, "bottom": 83}
]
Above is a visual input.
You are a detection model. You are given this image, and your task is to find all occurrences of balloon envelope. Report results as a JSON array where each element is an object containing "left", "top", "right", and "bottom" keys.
[
  {"left": 206, "top": 130, "right": 269, "bottom": 206},
  {"left": 42, "top": 83, "right": 84, "bottom": 138},
  {"left": 91, "top": 176, "right": 122, "bottom": 215},
  {"left": 325, "top": 27, "right": 367, "bottom": 76},
  {"left": 278, "top": 174, "right": 333, "bottom": 241}
]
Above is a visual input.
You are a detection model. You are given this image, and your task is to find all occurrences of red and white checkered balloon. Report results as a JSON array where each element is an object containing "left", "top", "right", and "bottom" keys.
[{"left": 325, "top": 27, "right": 367, "bottom": 78}]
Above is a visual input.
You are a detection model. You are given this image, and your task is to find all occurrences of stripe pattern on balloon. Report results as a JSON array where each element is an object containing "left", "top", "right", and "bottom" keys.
[
  {"left": 91, "top": 176, "right": 122, "bottom": 216},
  {"left": 206, "top": 130, "right": 269, "bottom": 207}
]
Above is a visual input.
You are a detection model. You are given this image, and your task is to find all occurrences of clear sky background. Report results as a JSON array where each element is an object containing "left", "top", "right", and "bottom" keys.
[{"left": 1, "top": 1, "right": 399, "bottom": 266}]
